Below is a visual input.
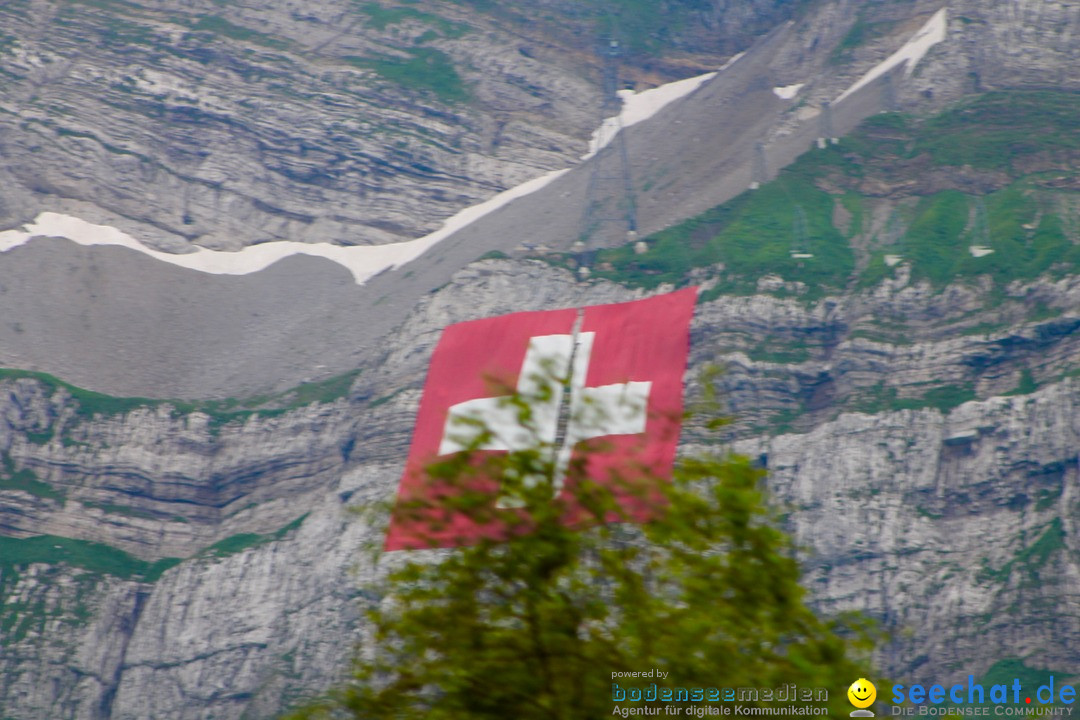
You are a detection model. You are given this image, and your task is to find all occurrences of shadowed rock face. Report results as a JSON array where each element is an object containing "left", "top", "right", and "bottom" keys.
[{"left": 2, "top": 0, "right": 1080, "bottom": 717}]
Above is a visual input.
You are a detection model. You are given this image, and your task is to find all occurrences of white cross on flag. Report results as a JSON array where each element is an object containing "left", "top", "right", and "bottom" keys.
[{"left": 386, "top": 288, "right": 697, "bottom": 550}]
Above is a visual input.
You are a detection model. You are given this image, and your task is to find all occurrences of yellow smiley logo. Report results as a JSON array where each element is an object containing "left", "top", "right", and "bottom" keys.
[{"left": 848, "top": 678, "right": 877, "bottom": 709}]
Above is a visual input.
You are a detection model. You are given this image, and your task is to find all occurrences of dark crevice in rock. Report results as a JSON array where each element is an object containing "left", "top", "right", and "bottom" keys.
[{"left": 96, "top": 588, "right": 150, "bottom": 720}]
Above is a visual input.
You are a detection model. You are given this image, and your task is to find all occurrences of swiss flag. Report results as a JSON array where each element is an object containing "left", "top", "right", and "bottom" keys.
[{"left": 385, "top": 288, "right": 697, "bottom": 550}]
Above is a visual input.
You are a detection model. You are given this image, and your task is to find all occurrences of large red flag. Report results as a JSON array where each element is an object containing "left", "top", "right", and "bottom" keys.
[{"left": 385, "top": 288, "right": 697, "bottom": 550}]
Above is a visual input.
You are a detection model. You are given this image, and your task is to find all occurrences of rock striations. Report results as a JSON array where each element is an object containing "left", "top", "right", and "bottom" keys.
[
  {"left": 1, "top": 0, "right": 1080, "bottom": 718},
  {"left": 4, "top": 253, "right": 1080, "bottom": 717}
]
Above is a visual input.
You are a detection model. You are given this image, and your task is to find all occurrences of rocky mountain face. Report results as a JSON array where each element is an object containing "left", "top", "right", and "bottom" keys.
[
  {"left": 2, "top": 0, "right": 1080, "bottom": 718},
  {"left": 4, "top": 253, "right": 1080, "bottom": 718},
  {"left": 0, "top": 0, "right": 590, "bottom": 249},
  {"left": 0, "top": 0, "right": 796, "bottom": 251}
]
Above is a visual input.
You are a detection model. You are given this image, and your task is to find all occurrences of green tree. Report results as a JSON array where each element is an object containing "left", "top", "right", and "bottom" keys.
[{"left": 286, "top": 365, "right": 874, "bottom": 719}]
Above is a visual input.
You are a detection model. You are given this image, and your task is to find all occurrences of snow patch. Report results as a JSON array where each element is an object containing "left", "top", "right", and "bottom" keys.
[
  {"left": 0, "top": 168, "right": 568, "bottom": 285},
  {"left": 773, "top": 83, "right": 804, "bottom": 100},
  {"left": 834, "top": 8, "right": 947, "bottom": 105},
  {"left": 584, "top": 71, "right": 716, "bottom": 159},
  {"left": 582, "top": 52, "right": 745, "bottom": 160}
]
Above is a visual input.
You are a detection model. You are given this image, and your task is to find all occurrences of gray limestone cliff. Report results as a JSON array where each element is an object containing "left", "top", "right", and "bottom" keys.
[
  {"left": 0, "top": 0, "right": 802, "bottom": 251},
  {"left": 4, "top": 254, "right": 1080, "bottom": 717},
  {"left": 2, "top": 0, "right": 1080, "bottom": 717}
]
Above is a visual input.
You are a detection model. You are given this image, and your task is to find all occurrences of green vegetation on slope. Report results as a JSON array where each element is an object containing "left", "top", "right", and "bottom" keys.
[
  {"left": 584, "top": 174, "right": 855, "bottom": 299},
  {"left": 0, "top": 567, "right": 100, "bottom": 644},
  {"left": 918, "top": 92, "right": 1080, "bottom": 172},
  {"left": 566, "top": 91, "right": 1080, "bottom": 297},
  {"left": 344, "top": 48, "right": 469, "bottom": 104},
  {"left": 874, "top": 184, "right": 1079, "bottom": 289},
  {"left": 0, "top": 455, "right": 64, "bottom": 503},
  {"left": 0, "top": 513, "right": 308, "bottom": 597},
  {"left": 976, "top": 658, "right": 1077, "bottom": 691},
  {"left": 0, "top": 515, "right": 307, "bottom": 645},
  {"left": 979, "top": 518, "right": 1067, "bottom": 585},
  {"left": 0, "top": 368, "right": 360, "bottom": 426},
  {"left": 830, "top": 10, "right": 896, "bottom": 64},
  {"left": 355, "top": 2, "right": 470, "bottom": 38},
  {"left": 187, "top": 14, "right": 290, "bottom": 50},
  {"left": 0, "top": 535, "right": 180, "bottom": 582},
  {"left": 933, "top": 658, "right": 1078, "bottom": 709},
  {"left": 201, "top": 514, "right": 309, "bottom": 558},
  {"left": 852, "top": 382, "right": 977, "bottom": 415},
  {"left": 900, "top": 190, "right": 971, "bottom": 286}
]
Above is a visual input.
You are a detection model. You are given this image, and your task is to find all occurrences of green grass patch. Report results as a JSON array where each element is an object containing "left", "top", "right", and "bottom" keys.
[
  {"left": 563, "top": 91, "right": 1080, "bottom": 299},
  {"left": 443, "top": 0, "right": 816, "bottom": 57},
  {"left": 1035, "top": 486, "right": 1062, "bottom": 512},
  {"left": 0, "top": 461, "right": 64, "bottom": 503},
  {"left": 961, "top": 320, "right": 1011, "bottom": 337},
  {"left": 585, "top": 174, "right": 854, "bottom": 298},
  {"left": 344, "top": 48, "right": 469, "bottom": 104},
  {"left": 811, "top": 92, "right": 1080, "bottom": 289},
  {"left": 918, "top": 92, "right": 1080, "bottom": 172},
  {"left": 976, "top": 658, "right": 1076, "bottom": 693},
  {"left": 822, "top": 92, "right": 1080, "bottom": 173},
  {"left": 859, "top": 183, "right": 1080, "bottom": 289},
  {"left": 1005, "top": 369, "right": 1038, "bottom": 397},
  {"left": 0, "top": 535, "right": 180, "bottom": 582},
  {"left": 95, "top": 16, "right": 157, "bottom": 46},
  {"left": 25, "top": 430, "right": 54, "bottom": 446},
  {"left": 855, "top": 253, "right": 893, "bottom": 290},
  {"left": 746, "top": 342, "right": 811, "bottom": 364},
  {"left": 847, "top": 328, "right": 914, "bottom": 345},
  {"left": 917, "top": 384, "right": 978, "bottom": 412},
  {"left": 979, "top": 519, "right": 1067, "bottom": 584},
  {"left": 838, "top": 193, "right": 865, "bottom": 238},
  {"left": 356, "top": 2, "right": 470, "bottom": 38},
  {"left": 915, "top": 505, "right": 944, "bottom": 520},
  {"left": 444, "top": 0, "right": 703, "bottom": 56},
  {"left": 369, "top": 386, "right": 408, "bottom": 408},
  {"left": 853, "top": 383, "right": 976, "bottom": 415},
  {"left": 189, "top": 15, "right": 290, "bottom": 50},
  {"left": 202, "top": 514, "right": 308, "bottom": 559},
  {"left": 899, "top": 190, "right": 971, "bottom": 286},
  {"left": 1029, "top": 302, "right": 1063, "bottom": 323},
  {"left": 285, "top": 370, "right": 361, "bottom": 407},
  {"left": 829, "top": 14, "right": 897, "bottom": 64},
  {"left": 0, "top": 511, "right": 246, "bottom": 582},
  {"left": 0, "top": 368, "right": 360, "bottom": 431},
  {"left": 768, "top": 401, "right": 808, "bottom": 436},
  {"left": 936, "top": 658, "right": 1076, "bottom": 708}
]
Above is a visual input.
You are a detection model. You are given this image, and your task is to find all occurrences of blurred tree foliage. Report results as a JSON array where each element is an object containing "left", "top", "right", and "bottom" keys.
[{"left": 285, "top": 368, "right": 874, "bottom": 719}]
